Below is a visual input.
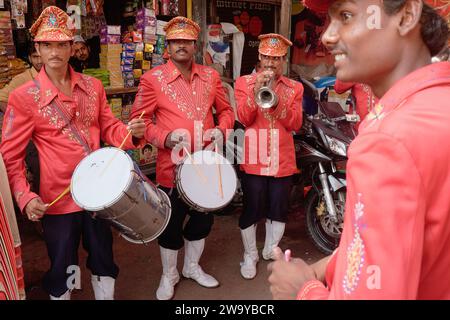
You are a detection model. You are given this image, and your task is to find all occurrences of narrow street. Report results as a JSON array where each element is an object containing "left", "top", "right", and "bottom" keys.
[{"left": 20, "top": 203, "right": 325, "bottom": 300}]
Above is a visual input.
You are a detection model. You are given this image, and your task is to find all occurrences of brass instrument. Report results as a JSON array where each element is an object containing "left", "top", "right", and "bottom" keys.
[{"left": 255, "top": 74, "right": 278, "bottom": 109}]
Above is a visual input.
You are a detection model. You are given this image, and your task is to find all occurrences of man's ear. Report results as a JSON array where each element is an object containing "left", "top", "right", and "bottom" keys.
[{"left": 397, "top": 0, "right": 423, "bottom": 37}]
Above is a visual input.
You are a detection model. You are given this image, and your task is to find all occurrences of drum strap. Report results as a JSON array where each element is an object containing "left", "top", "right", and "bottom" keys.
[{"left": 32, "top": 79, "right": 93, "bottom": 154}]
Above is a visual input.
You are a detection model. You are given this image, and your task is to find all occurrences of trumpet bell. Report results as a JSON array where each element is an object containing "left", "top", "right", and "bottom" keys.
[{"left": 255, "top": 86, "right": 279, "bottom": 109}]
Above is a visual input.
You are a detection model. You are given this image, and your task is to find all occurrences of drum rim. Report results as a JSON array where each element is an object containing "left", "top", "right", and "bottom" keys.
[
  {"left": 70, "top": 147, "right": 135, "bottom": 211},
  {"left": 175, "top": 149, "right": 238, "bottom": 212}
]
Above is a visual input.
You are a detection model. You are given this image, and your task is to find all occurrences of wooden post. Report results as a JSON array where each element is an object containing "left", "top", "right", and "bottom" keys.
[
  {"left": 279, "top": 0, "right": 291, "bottom": 39},
  {"left": 279, "top": 0, "right": 292, "bottom": 75},
  {"left": 191, "top": 0, "right": 207, "bottom": 64}
]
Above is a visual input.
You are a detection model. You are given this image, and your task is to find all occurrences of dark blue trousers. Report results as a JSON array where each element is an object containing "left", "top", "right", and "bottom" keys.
[
  {"left": 41, "top": 211, "right": 119, "bottom": 297},
  {"left": 158, "top": 187, "right": 214, "bottom": 250},
  {"left": 240, "top": 173, "right": 293, "bottom": 229}
]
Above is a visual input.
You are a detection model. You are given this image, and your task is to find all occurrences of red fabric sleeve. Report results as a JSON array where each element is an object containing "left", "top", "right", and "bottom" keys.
[
  {"left": 98, "top": 86, "right": 143, "bottom": 149},
  {"left": 334, "top": 80, "right": 355, "bottom": 94},
  {"left": 275, "top": 84, "right": 303, "bottom": 132},
  {"left": 235, "top": 77, "right": 258, "bottom": 127},
  {"left": 130, "top": 75, "right": 171, "bottom": 149},
  {"left": 213, "top": 73, "right": 235, "bottom": 133}
]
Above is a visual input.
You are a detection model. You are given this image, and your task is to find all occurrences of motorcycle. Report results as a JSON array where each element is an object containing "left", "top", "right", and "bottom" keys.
[{"left": 294, "top": 78, "right": 356, "bottom": 254}]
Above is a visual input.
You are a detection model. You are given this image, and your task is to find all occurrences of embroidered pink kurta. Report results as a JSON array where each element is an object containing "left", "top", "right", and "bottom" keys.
[
  {"left": 0, "top": 66, "right": 139, "bottom": 215},
  {"left": 235, "top": 74, "right": 303, "bottom": 177},
  {"left": 297, "top": 62, "right": 450, "bottom": 299},
  {"left": 130, "top": 60, "right": 235, "bottom": 188}
]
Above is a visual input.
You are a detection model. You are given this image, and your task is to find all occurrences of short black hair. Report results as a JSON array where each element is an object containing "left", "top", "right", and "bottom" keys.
[
  {"left": 28, "top": 42, "right": 38, "bottom": 56},
  {"left": 383, "top": 0, "right": 449, "bottom": 56}
]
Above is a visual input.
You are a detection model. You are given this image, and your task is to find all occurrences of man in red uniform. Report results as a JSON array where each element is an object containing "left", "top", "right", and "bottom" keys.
[
  {"left": 0, "top": 6, "right": 145, "bottom": 300},
  {"left": 267, "top": 0, "right": 450, "bottom": 299},
  {"left": 130, "top": 16, "right": 234, "bottom": 300},
  {"left": 333, "top": 80, "right": 379, "bottom": 130},
  {"left": 234, "top": 34, "right": 303, "bottom": 280}
]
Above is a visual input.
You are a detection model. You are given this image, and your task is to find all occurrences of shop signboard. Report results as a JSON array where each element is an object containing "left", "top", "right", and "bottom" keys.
[{"left": 213, "top": 1, "right": 276, "bottom": 75}]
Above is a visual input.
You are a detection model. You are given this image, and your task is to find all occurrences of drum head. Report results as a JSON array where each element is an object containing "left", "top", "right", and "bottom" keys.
[
  {"left": 71, "top": 147, "right": 134, "bottom": 211},
  {"left": 178, "top": 150, "right": 237, "bottom": 211}
]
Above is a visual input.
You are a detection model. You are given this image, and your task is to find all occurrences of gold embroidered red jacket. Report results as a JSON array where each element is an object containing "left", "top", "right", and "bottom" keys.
[
  {"left": 0, "top": 66, "right": 139, "bottom": 215},
  {"left": 235, "top": 74, "right": 303, "bottom": 177},
  {"left": 130, "top": 59, "right": 235, "bottom": 188},
  {"left": 297, "top": 62, "right": 450, "bottom": 299}
]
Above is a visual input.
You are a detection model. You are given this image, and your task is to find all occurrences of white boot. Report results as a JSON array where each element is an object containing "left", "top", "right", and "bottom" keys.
[
  {"left": 262, "top": 220, "right": 273, "bottom": 261},
  {"left": 240, "top": 224, "right": 259, "bottom": 279},
  {"left": 262, "top": 220, "right": 286, "bottom": 260},
  {"left": 156, "top": 246, "right": 180, "bottom": 300},
  {"left": 91, "top": 275, "right": 115, "bottom": 300},
  {"left": 50, "top": 290, "right": 71, "bottom": 300},
  {"left": 182, "top": 239, "right": 219, "bottom": 288}
]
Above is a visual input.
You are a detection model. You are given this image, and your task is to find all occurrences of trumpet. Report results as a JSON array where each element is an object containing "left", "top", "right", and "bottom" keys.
[{"left": 255, "top": 74, "right": 278, "bottom": 109}]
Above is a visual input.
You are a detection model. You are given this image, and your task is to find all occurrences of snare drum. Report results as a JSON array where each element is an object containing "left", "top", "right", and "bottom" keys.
[
  {"left": 175, "top": 150, "right": 237, "bottom": 212},
  {"left": 71, "top": 147, "right": 171, "bottom": 244}
]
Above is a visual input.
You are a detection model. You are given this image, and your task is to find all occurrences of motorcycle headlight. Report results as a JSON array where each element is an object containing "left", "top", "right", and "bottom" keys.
[{"left": 325, "top": 135, "right": 347, "bottom": 157}]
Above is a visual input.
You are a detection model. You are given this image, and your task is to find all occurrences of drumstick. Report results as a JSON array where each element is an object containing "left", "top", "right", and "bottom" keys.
[
  {"left": 48, "top": 185, "right": 70, "bottom": 208},
  {"left": 118, "top": 111, "right": 145, "bottom": 150},
  {"left": 48, "top": 111, "right": 146, "bottom": 208},
  {"left": 215, "top": 142, "right": 224, "bottom": 199},
  {"left": 99, "top": 111, "right": 146, "bottom": 177},
  {"left": 182, "top": 146, "right": 207, "bottom": 184}
]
